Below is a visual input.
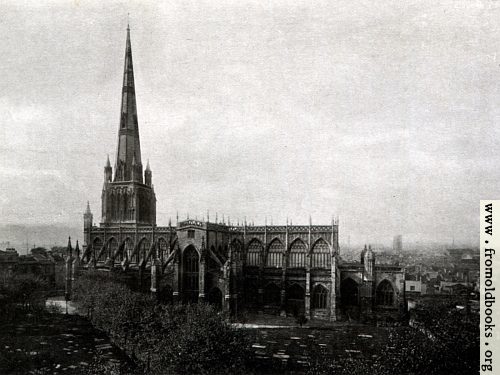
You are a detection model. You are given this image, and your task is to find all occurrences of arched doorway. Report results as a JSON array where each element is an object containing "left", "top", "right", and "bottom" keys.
[
  {"left": 340, "top": 278, "right": 359, "bottom": 306},
  {"left": 286, "top": 284, "right": 305, "bottom": 316},
  {"left": 376, "top": 280, "right": 394, "bottom": 306},
  {"left": 208, "top": 287, "right": 223, "bottom": 310},
  {"left": 341, "top": 278, "right": 360, "bottom": 320},
  {"left": 182, "top": 245, "right": 199, "bottom": 303}
]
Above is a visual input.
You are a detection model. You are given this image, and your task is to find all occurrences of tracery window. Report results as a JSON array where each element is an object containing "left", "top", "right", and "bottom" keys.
[
  {"left": 312, "top": 284, "right": 328, "bottom": 309},
  {"left": 107, "top": 238, "right": 118, "bottom": 260},
  {"left": 137, "top": 238, "right": 150, "bottom": 263},
  {"left": 93, "top": 238, "right": 103, "bottom": 261},
  {"left": 183, "top": 246, "right": 199, "bottom": 303},
  {"left": 124, "top": 238, "right": 134, "bottom": 261},
  {"left": 289, "top": 239, "right": 307, "bottom": 268},
  {"left": 266, "top": 239, "right": 283, "bottom": 268},
  {"left": 376, "top": 280, "right": 394, "bottom": 306},
  {"left": 311, "top": 239, "right": 331, "bottom": 268},
  {"left": 246, "top": 240, "right": 263, "bottom": 266},
  {"left": 158, "top": 237, "right": 168, "bottom": 262}
]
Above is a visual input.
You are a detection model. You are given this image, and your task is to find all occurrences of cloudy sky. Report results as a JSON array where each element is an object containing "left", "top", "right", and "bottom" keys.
[{"left": 0, "top": 0, "right": 499, "bottom": 246}]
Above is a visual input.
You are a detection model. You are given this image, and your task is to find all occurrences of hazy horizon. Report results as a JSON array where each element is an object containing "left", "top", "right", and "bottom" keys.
[{"left": 1, "top": 1, "right": 499, "bottom": 247}]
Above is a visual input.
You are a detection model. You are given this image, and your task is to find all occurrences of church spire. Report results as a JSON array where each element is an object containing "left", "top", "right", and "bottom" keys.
[{"left": 114, "top": 25, "right": 142, "bottom": 182}]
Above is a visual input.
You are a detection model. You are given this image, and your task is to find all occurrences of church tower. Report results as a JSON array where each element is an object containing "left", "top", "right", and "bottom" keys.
[{"left": 101, "top": 26, "right": 156, "bottom": 225}]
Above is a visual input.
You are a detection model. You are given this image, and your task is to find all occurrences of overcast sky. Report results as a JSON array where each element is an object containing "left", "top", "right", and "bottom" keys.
[{"left": 0, "top": 0, "right": 499, "bottom": 246}]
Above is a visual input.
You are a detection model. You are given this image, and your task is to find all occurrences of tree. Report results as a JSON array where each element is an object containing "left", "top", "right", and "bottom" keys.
[{"left": 72, "top": 271, "right": 251, "bottom": 374}]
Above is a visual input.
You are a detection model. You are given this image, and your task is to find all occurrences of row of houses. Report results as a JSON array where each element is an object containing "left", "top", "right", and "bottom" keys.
[{"left": 0, "top": 247, "right": 65, "bottom": 287}]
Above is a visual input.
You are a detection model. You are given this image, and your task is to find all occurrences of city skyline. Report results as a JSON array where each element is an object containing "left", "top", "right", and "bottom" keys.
[{"left": 1, "top": 1, "right": 499, "bottom": 247}]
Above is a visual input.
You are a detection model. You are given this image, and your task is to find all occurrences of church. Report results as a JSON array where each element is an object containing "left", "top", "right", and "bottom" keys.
[{"left": 73, "top": 27, "right": 405, "bottom": 322}]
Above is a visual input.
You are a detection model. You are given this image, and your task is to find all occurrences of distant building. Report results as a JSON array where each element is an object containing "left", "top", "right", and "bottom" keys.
[
  {"left": 393, "top": 235, "right": 403, "bottom": 254},
  {"left": 405, "top": 280, "right": 425, "bottom": 295},
  {"left": 0, "top": 247, "right": 56, "bottom": 286},
  {"left": 439, "top": 281, "right": 470, "bottom": 295},
  {"left": 0, "top": 248, "right": 19, "bottom": 279}
]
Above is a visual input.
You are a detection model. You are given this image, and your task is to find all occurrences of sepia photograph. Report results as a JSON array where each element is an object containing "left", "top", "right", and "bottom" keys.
[{"left": 0, "top": 1, "right": 496, "bottom": 374}]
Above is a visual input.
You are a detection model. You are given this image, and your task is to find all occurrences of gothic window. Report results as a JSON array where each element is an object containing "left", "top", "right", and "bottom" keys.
[
  {"left": 93, "top": 238, "right": 103, "bottom": 261},
  {"left": 123, "top": 238, "right": 134, "bottom": 261},
  {"left": 289, "top": 239, "right": 307, "bottom": 268},
  {"left": 107, "top": 238, "right": 118, "bottom": 260},
  {"left": 231, "top": 240, "right": 242, "bottom": 263},
  {"left": 376, "top": 280, "right": 394, "bottom": 306},
  {"left": 187, "top": 230, "right": 195, "bottom": 239},
  {"left": 312, "top": 284, "right": 328, "bottom": 309},
  {"left": 311, "top": 239, "right": 331, "bottom": 268},
  {"left": 246, "top": 239, "right": 263, "bottom": 266},
  {"left": 266, "top": 239, "right": 284, "bottom": 268},
  {"left": 138, "top": 238, "right": 150, "bottom": 263},
  {"left": 183, "top": 246, "right": 199, "bottom": 303},
  {"left": 157, "top": 237, "right": 168, "bottom": 263}
]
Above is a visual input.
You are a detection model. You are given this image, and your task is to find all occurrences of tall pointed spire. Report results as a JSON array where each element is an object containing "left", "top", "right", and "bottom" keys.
[
  {"left": 66, "top": 236, "right": 73, "bottom": 260},
  {"left": 100, "top": 25, "right": 156, "bottom": 225},
  {"left": 114, "top": 25, "right": 142, "bottom": 182}
]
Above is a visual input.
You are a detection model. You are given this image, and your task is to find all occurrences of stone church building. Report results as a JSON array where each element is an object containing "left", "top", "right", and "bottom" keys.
[{"left": 72, "top": 27, "right": 405, "bottom": 321}]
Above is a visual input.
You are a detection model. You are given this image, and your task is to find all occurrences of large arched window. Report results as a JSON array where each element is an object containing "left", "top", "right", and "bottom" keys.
[
  {"left": 266, "top": 239, "right": 284, "bottom": 268},
  {"left": 312, "top": 284, "right": 328, "bottom": 309},
  {"left": 92, "top": 237, "right": 103, "bottom": 262},
  {"left": 289, "top": 239, "right": 307, "bottom": 268},
  {"left": 157, "top": 237, "right": 169, "bottom": 262},
  {"left": 137, "top": 238, "right": 151, "bottom": 264},
  {"left": 311, "top": 239, "right": 331, "bottom": 268},
  {"left": 246, "top": 239, "right": 263, "bottom": 266},
  {"left": 183, "top": 246, "right": 199, "bottom": 303},
  {"left": 376, "top": 280, "right": 394, "bottom": 306},
  {"left": 107, "top": 238, "right": 118, "bottom": 260}
]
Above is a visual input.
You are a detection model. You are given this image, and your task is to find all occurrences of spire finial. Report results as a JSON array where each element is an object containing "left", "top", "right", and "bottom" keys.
[{"left": 127, "top": 13, "right": 130, "bottom": 30}]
